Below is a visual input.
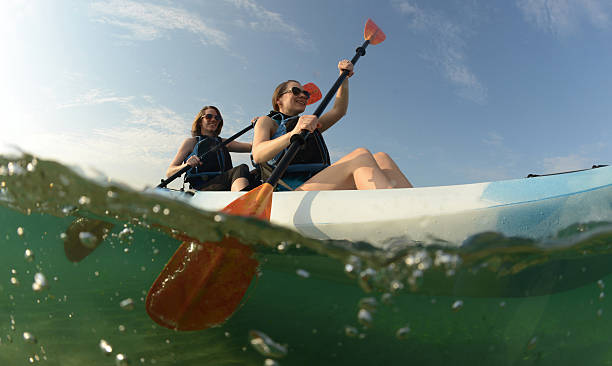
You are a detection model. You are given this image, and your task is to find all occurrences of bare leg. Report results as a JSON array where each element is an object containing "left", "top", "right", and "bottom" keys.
[
  {"left": 373, "top": 152, "right": 413, "bottom": 188},
  {"left": 296, "top": 148, "right": 393, "bottom": 191},
  {"left": 230, "top": 177, "right": 249, "bottom": 191}
]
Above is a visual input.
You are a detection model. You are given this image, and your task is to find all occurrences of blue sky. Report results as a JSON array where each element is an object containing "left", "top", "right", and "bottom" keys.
[{"left": 2, "top": 0, "right": 612, "bottom": 189}]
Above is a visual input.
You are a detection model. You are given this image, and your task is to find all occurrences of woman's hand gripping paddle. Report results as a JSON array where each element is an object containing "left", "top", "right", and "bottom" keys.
[{"left": 145, "top": 20, "right": 385, "bottom": 331}]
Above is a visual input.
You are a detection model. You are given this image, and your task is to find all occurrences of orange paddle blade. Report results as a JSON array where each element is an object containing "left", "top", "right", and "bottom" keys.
[
  {"left": 364, "top": 19, "right": 385, "bottom": 45},
  {"left": 222, "top": 183, "right": 274, "bottom": 220},
  {"left": 303, "top": 82, "right": 322, "bottom": 105},
  {"left": 146, "top": 237, "right": 258, "bottom": 330}
]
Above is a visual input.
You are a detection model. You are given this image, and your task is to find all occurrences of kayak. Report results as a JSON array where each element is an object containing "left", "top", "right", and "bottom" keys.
[{"left": 157, "top": 165, "right": 612, "bottom": 247}]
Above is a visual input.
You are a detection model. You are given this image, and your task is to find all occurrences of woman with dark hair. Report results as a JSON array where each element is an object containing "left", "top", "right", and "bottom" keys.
[
  {"left": 251, "top": 60, "right": 412, "bottom": 191},
  {"left": 166, "top": 106, "right": 252, "bottom": 191}
]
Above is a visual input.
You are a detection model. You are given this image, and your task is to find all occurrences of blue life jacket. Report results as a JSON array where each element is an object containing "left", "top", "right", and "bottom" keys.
[
  {"left": 256, "top": 111, "right": 330, "bottom": 190},
  {"left": 184, "top": 135, "right": 233, "bottom": 183}
]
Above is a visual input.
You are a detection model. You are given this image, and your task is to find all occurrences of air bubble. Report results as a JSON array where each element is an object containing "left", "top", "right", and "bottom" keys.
[
  {"left": 451, "top": 300, "right": 463, "bottom": 312},
  {"left": 396, "top": 326, "right": 411, "bottom": 339},
  {"left": 296, "top": 269, "right": 310, "bottom": 278},
  {"left": 264, "top": 359, "right": 280, "bottom": 366},
  {"left": 24, "top": 249, "right": 34, "bottom": 262},
  {"left": 214, "top": 214, "right": 224, "bottom": 223},
  {"left": 99, "top": 339, "right": 113, "bottom": 355},
  {"left": 17, "top": 227, "right": 24, "bottom": 236},
  {"left": 598, "top": 280, "right": 605, "bottom": 289},
  {"left": 23, "top": 332, "right": 37, "bottom": 344},
  {"left": 152, "top": 204, "right": 161, "bottom": 213},
  {"left": 31, "top": 273, "right": 48, "bottom": 292},
  {"left": 162, "top": 208, "right": 170, "bottom": 215},
  {"left": 357, "top": 309, "right": 373, "bottom": 328},
  {"left": 526, "top": 336, "right": 538, "bottom": 350},
  {"left": 358, "top": 297, "right": 378, "bottom": 312},
  {"left": 78, "top": 232, "right": 98, "bottom": 249},
  {"left": 249, "top": 330, "right": 288, "bottom": 359},
  {"left": 119, "top": 298, "right": 134, "bottom": 311},
  {"left": 115, "top": 353, "right": 129, "bottom": 366},
  {"left": 344, "top": 326, "right": 358, "bottom": 337},
  {"left": 344, "top": 256, "right": 362, "bottom": 278},
  {"left": 78, "top": 196, "right": 91, "bottom": 205}
]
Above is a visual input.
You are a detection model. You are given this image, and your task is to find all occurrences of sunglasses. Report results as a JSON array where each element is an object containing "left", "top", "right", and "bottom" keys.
[
  {"left": 280, "top": 86, "right": 311, "bottom": 100},
  {"left": 202, "top": 113, "right": 221, "bottom": 121}
]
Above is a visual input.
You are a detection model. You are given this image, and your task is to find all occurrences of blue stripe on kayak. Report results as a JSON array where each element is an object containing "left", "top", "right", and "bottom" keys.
[{"left": 481, "top": 166, "right": 612, "bottom": 205}]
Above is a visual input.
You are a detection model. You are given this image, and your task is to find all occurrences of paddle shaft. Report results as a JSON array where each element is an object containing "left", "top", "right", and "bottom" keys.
[
  {"left": 266, "top": 40, "right": 371, "bottom": 186},
  {"left": 157, "top": 123, "right": 255, "bottom": 188}
]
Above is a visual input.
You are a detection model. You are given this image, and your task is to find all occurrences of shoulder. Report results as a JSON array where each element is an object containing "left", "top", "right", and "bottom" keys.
[{"left": 179, "top": 137, "right": 198, "bottom": 149}]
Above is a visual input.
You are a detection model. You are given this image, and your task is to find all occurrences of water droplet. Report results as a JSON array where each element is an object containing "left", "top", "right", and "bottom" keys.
[
  {"left": 78, "top": 196, "right": 91, "bottom": 205},
  {"left": 249, "top": 330, "right": 288, "bottom": 358},
  {"left": 396, "top": 326, "right": 411, "bottom": 339},
  {"left": 119, "top": 298, "right": 134, "bottom": 311},
  {"left": 162, "top": 208, "right": 170, "bottom": 215},
  {"left": 10, "top": 277, "right": 19, "bottom": 285},
  {"left": 213, "top": 214, "right": 224, "bottom": 223},
  {"left": 296, "top": 269, "right": 310, "bottom": 278},
  {"left": 24, "top": 249, "right": 34, "bottom": 262},
  {"left": 357, "top": 309, "right": 373, "bottom": 328},
  {"left": 78, "top": 232, "right": 98, "bottom": 249},
  {"left": 224, "top": 331, "right": 231, "bottom": 338},
  {"left": 99, "top": 339, "right": 113, "bottom": 355},
  {"left": 26, "top": 162, "right": 35, "bottom": 172},
  {"left": 115, "top": 353, "right": 129, "bottom": 366},
  {"left": 17, "top": 227, "right": 24, "bottom": 236},
  {"left": 451, "top": 300, "right": 463, "bottom": 312},
  {"left": 22, "top": 332, "right": 37, "bottom": 344},
  {"left": 344, "top": 326, "right": 358, "bottom": 337},
  {"left": 118, "top": 325, "right": 126, "bottom": 332},
  {"left": 107, "top": 190, "right": 117, "bottom": 198},
  {"left": 152, "top": 204, "right": 161, "bottom": 213}
]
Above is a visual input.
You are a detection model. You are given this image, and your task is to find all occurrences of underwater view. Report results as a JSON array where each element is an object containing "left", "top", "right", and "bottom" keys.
[{"left": 2, "top": 152, "right": 612, "bottom": 366}]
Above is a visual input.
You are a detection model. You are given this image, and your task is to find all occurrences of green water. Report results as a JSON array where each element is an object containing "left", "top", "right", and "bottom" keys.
[{"left": 2, "top": 154, "right": 612, "bottom": 365}]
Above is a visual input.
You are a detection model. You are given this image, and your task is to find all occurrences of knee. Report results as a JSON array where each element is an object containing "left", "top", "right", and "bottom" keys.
[
  {"left": 350, "top": 147, "right": 373, "bottom": 158},
  {"left": 373, "top": 152, "right": 391, "bottom": 161}
]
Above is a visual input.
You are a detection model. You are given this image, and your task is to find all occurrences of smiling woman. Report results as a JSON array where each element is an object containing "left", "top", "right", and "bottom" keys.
[
  {"left": 251, "top": 60, "right": 413, "bottom": 191},
  {"left": 166, "top": 106, "right": 252, "bottom": 191}
]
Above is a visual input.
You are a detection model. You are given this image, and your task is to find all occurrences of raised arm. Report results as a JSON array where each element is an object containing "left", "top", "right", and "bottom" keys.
[{"left": 317, "top": 59, "right": 354, "bottom": 132}]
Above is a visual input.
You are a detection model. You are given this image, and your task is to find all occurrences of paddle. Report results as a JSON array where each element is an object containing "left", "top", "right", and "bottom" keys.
[
  {"left": 157, "top": 83, "right": 322, "bottom": 189},
  {"left": 145, "top": 19, "right": 385, "bottom": 331}
]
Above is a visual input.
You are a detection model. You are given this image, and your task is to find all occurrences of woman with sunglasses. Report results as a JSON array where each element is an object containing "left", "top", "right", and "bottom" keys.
[
  {"left": 166, "top": 106, "right": 252, "bottom": 191},
  {"left": 252, "top": 60, "right": 412, "bottom": 191}
]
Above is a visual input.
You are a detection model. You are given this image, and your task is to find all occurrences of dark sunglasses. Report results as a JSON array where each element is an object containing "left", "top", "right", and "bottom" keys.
[
  {"left": 280, "top": 86, "right": 310, "bottom": 99},
  {"left": 202, "top": 113, "right": 221, "bottom": 121}
]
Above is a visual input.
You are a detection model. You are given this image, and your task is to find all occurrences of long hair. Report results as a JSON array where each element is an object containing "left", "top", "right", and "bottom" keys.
[
  {"left": 191, "top": 105, "right": 223, "bottom": 137},
  {"left": 271, "top": 80, "right": 300, "bottom": 112}
]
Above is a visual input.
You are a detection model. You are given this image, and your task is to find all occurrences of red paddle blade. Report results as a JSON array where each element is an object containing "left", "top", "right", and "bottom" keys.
[
  {"left": 364, "top": 19, "right": 385, "bottom": 45},
  {"left": 146, "top": 237, "right": 258, "bottom": 330},
  {"left": 303, "top": 82, "right": 322, "bottom": 105},
  {"left": 222, "top": 183, "right": 274, "bottom": 220}
]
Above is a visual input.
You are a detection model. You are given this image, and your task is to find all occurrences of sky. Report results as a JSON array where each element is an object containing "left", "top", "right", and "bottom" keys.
[{"left": 1, "top": 0, "right": 612, "bottom": 189}]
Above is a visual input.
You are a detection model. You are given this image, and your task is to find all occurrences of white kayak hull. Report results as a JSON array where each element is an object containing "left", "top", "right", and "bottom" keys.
[{"left": 159, "top": 166, "right": 612, "bottom": 248}]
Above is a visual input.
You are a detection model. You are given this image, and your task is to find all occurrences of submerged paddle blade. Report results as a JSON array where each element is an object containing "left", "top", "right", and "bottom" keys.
[
  {"left": 222, "top": 183, "right": 274, "bottom": 220},
  {"left": 364, "top": 19, "right": 385, "bottom": 45},
  {"left": 303, "top": 82, "right": 322, "bottom": 105},
  {"left": 146, "top": 237, "right": 258, "bottom": 330}
]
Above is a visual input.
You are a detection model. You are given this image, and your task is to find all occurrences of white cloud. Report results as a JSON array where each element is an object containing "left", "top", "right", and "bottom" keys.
[
  {"left": 57, "top": 89, "right": 134, "bottom": 109},
  {"left": 393, "top": 1, "right": 487, "bottom": 103},
  {"left": 224, "top": 0, "right": 314, "bottom": 51},
  {"left": 517, "top": 0, "right": 611, "bottom": 35},
  {"left": 483, "top": 131, "right": 504, "bottom": 147},
  {"left": 541, "top": 154, "right": 591, "bottom": 173},
  {"left": 90, "top": 0, "right": 229, "bottom": 48}
]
